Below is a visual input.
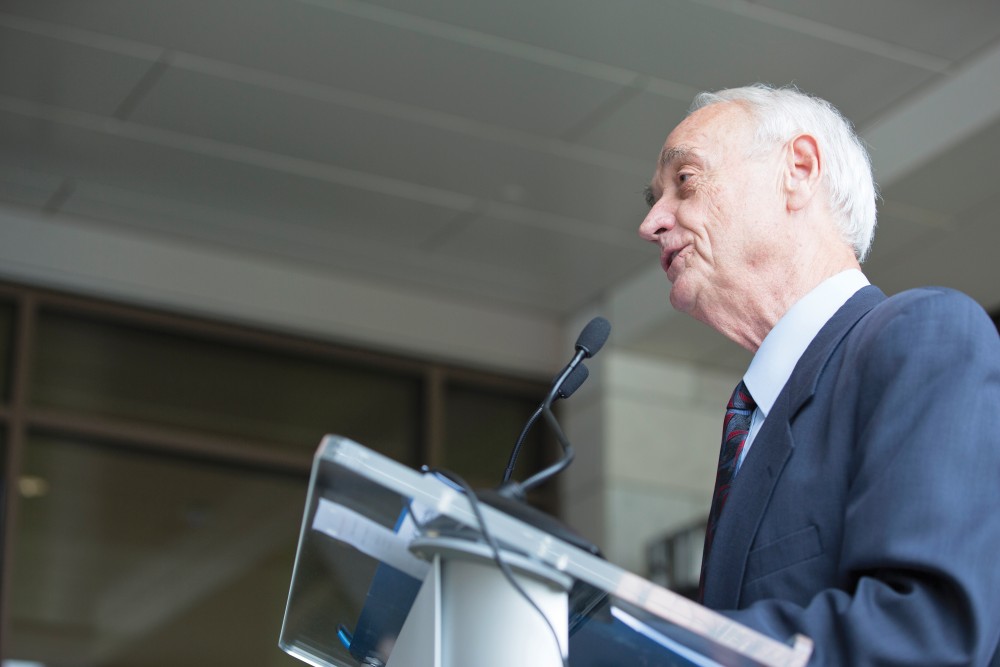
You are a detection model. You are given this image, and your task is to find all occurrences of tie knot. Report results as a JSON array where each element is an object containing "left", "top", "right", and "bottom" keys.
[{"left": 728, "top": 380, "right": 756, "bottom": 412}]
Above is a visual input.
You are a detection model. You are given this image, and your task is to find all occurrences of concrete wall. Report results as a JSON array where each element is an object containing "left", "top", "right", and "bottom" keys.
[{"left": 562, "top": 348, "right": 734, "bottom": 575}]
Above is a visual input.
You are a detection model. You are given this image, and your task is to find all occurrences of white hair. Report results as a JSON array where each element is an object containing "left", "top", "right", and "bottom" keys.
[{"left": 691, "top": 84, "right": 878, "bottom": 262}]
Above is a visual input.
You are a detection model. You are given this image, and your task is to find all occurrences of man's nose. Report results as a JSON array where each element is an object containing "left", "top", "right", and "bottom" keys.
[{"left": 638, "top": 203, "right": 674, "bottom": 242}]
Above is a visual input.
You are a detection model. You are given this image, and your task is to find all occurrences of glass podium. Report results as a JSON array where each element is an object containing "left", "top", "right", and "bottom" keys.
[{"left": 279, "top": 435, "right": 812, "bottom": 667}]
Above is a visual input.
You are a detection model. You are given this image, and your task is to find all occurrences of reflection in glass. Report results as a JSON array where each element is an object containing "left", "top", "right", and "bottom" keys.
[
  {"left": 30, "top": 310, "right": 422, "bottom": 462},
  {"left": 8, "top": 433, "right": 308, "bottom": 667}
]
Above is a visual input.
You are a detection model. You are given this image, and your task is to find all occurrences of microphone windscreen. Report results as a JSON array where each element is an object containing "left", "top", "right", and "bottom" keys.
[
  {"left": 575, "top": 316, "right": 611, "bottom": 358},
  {"left": 557, "top": 363, "right": 589, "bottom": 399}
]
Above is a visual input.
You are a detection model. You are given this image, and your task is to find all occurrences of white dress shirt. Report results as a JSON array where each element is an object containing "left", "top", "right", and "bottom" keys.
[{"left": 737, "top": 269, "right": 870, "bottom": 471}]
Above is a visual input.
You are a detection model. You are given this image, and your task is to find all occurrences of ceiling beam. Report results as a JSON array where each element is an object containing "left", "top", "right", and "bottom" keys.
[{"left": 0, "top": 207, "right": 563, "bottom": 375}]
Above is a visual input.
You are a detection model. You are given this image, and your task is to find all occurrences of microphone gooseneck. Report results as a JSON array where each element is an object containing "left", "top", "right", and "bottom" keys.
[
  {"left": 501, "top": 317, "right": 611, "bottom": 497},
  {"left": 501, "top": 364, "right": 588, "bottom": 484}
]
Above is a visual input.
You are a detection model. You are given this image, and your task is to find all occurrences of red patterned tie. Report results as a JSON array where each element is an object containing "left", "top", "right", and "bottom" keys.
[{"left": 699, "top": 380, "right": 756, "bottom": 601}]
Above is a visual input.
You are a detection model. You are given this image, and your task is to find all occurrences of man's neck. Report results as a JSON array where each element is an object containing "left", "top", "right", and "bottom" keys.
[{"left": 710, "top": 250, "right": 862, "bottom": 353}]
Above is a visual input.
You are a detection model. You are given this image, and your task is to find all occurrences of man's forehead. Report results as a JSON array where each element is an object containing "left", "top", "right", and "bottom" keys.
[{"left": 656, "top": 104, "right": 751, "bottom": 169}]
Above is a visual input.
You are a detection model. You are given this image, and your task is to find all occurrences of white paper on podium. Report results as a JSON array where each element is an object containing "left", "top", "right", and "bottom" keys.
[{"left": 311, "top": 497, "right": 430, "bottom": 580}]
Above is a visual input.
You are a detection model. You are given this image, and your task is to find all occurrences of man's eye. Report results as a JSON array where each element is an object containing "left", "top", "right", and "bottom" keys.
[{"left": 678, "top": 173, "right": 692, "bottom": 184}]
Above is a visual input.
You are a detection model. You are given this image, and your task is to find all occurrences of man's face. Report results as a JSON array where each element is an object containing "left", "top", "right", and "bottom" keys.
[{"left": 639, "top": 103, "right": 786, "bottom": 325}]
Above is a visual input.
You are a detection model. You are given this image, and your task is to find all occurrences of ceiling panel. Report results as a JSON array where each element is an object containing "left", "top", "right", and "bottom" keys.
[
  {"left": 611, "top": 3, "right": 940, "bottom": 127},
  {"left": 576, "top": 89, "right": 692, "bottom": 160},
  {"left": 0, "top": 164, "right": 64, "bottom": 209},
  {"left": 0, "top": 0, "right": 311, "bottom": 65},
  {"left": 0, "top": 23, "right": 152, "bottom": 117},
  {"left": 2, "top": 0, "right": 622, "bottom": 136},
  {"left": 360, "top": 0, "right": 699, "bottom": 80},
  {"left": 61, "top": 178, "right": 466, "bottom": 250},
  {"left": 0, "top": 112, "right": 464, "bottom": 244},
  {"left": 752, "top": 0, "right": 1000, "bottom": 61},
  {"left": 126, "top": 65, "right": 648, "bottom": 228},
  {"left": 363, "top": 0, "right": 939, "bottom": 123},
  {"left": 433, "top": 208, "right": 652, "bottom": 308},
  {"left": 877, "top": 114, "right": 1000, "bottom": 217}
]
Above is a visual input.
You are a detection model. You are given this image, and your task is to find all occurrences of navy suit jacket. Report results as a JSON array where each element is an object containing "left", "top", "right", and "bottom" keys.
[{"left": 703, "top": 286, "right": 1000, "bottom": 665}]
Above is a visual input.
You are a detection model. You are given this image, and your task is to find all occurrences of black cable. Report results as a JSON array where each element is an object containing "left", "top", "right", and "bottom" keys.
[
  {"left": 502, "top": 405, "right": 543, "bottom": 484},
  {"left": 429, "top": 468, "right": 570, "bottom": 667}
]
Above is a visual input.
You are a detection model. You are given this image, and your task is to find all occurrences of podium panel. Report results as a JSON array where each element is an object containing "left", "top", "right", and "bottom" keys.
[{"left": 279, "top": 435, "right": 812, "bottom": 667}]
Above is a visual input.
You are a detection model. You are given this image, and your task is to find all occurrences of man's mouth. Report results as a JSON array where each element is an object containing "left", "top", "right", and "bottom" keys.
[{"left": 662, "top": 246, "right": 685, "bottom": 276}]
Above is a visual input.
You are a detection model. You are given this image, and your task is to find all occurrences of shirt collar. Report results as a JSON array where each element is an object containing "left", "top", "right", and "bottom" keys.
[{"left": 743, "top": 270, "right": 869, "bottom": 418}]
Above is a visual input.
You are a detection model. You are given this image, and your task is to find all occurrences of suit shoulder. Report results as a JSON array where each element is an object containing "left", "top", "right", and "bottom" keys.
[
  {"left": 868, "top": 286, "right": 993, "bottom": 328},
  {"left": 882, "top": 286, "right": 982, "bottom": 309},
  {"left": 853, "top": 286, "right": 999, "bottom": 359}
]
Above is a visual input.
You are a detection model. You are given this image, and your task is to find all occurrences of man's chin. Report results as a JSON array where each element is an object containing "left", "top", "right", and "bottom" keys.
[{"left": 668, "top": 285, "right": 696, "bottom": 315}]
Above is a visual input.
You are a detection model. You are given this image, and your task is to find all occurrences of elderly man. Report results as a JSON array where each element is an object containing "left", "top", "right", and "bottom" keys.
[{"left": 639, "top": 84, "right": 1000, "bottom": 665}]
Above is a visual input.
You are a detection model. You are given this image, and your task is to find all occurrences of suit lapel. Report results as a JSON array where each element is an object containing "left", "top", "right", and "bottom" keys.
[{"left": 703, "top": 286, "right": 886, "bottom": 609}]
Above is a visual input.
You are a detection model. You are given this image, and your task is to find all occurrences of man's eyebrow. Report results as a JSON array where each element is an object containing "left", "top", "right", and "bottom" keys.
[{"left": 659, "top": 146, "right": 694, "bottom": 168}]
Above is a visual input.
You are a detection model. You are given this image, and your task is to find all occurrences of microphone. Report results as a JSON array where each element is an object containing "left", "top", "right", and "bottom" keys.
[
  {"left": 557, "top": 362, "right": 590, "bottom": 399},
  {"left": 574, "top": 316, "right": 611, "bottom": 360},
  {"left": 501, "top": 317, "right": 611, "bottom": 497}
]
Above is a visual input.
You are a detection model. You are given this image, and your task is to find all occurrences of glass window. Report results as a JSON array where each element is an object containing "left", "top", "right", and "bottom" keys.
[
  {"left": 0, "top": 298, "right": 13, "bottom": 404},
  {"left": 30, "top": 310, "right": 423, "bottom": 464},
  {"left": 0, "top": 428, "right": 6, "bottom": 534},
  {"left": 0, "top": 285, "right": 552, "bottom": 663},
  {"left": 7, "top": 433, "right": 307, "bottom": 667}
]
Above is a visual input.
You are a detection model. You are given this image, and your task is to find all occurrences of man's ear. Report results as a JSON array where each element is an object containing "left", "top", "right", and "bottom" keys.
[{"left": 785, "top": 134, "right": 822, "bottom": 212}]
